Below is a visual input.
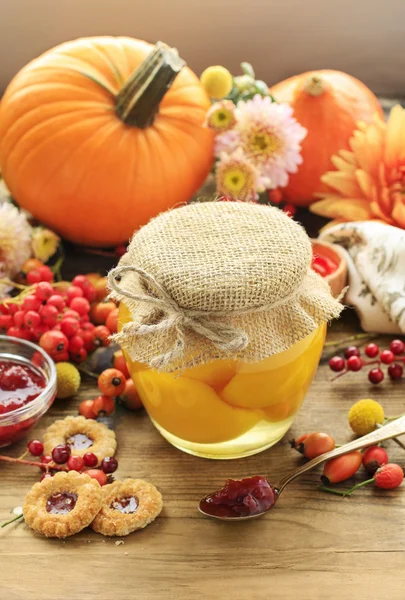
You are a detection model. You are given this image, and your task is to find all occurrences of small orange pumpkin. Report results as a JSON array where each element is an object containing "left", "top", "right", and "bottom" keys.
[
  {"left": 271, "top": 70, "right": 383, "bottom": 207},
  {"left": 0, "top": 38, "right": 214, "bottom": 246}
]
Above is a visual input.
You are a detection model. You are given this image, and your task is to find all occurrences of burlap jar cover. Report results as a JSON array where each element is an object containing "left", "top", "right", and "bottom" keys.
[{"left": 108, "top": 202, "right": 343, "bottom": 372}]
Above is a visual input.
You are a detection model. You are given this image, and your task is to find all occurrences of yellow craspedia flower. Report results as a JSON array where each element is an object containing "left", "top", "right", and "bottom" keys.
[
  {"left": 56, "top": 362, "right": 81, "bottom": 399},
  {"left": 348, "top": 399, "right": 384, "bottom": 435},
  {"left": 200, "top": 66, "right": 233, "bottom": 99}
]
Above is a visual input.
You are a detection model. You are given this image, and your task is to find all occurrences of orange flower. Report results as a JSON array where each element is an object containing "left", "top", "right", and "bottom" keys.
[{"left": 311, "top": 105, "right": 405, "bottom": 229}]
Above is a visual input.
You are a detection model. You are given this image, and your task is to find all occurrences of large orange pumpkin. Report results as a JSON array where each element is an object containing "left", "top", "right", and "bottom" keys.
[
  {"left": 270, "top": 70, "right": 383, "bottom": 207},
  {"left": 0, "top": 38, "right": 214, "bottom": 246}
]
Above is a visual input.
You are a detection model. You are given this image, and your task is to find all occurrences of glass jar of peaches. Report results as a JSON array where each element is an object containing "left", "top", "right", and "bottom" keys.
[
  {"left": 119, "top": 304, "right": 326, "bottom": 458},
  {"left": 110, "top": 202, "right": 342, "bottom": 459}
]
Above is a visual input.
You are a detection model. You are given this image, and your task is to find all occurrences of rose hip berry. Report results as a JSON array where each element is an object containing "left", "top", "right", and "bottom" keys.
[
  {"left": 344, "top": 346, "right": 360, "bottom": 359},
  {"left": 365, "top": 343, "right": 380, "bottom": 358},
  {"left": 92, "top": 325, "right": 111, "bottom": 347},
  {"left": 98, "top": 368, "right": 126, "bottom": 396},
  {"left": 52, "top": 444, "right": 71, "bottom": 464},
  {"left": 40, "top": 330, "right": 69, "bottom": 355},
  {"left": 390, "top": 339, "right": 405, "bottom": 356},
  {"left": 374, "top": 463, "right": 404, "bottom": 489},
  {"left": 83, "top": 452, "right": 98, "bottom": 467},
  {"left": 296, "top": 432, "right": 335, "bottom": 459},
  {"left": 347, "top": 356, "right": 362, "bottom": 371},
  {"left": 321, "top": 451, "right": 363, "bottom": 485},
  {"left": 93, "top": 395, "right": 115, "bottom": 417},
  {"left": 79, "top": 399, "right": 96, "bottom": 419},
  {"left": 67, "top": 455, "right": 85, "bottom": 472},
  {"left": 27, "top": 439, "right": 44, "bottom": 456},
  {"left": 362, "top": 446, "right": 389, "bottom": 475},
  {"left": 101, "top": 456, "right": 118, "bottom": 474},
  {"left": 380, "top": 350, "right": 395, "bottom": 365},
  {"left": 368, "top": 368, "right": 384, "bottom": 384},
  {"left": 86, "top": 469, "right": 108, "bottom": 486},
  {"left": 329, "top": 356, "right": 345, "bottom": 372}
]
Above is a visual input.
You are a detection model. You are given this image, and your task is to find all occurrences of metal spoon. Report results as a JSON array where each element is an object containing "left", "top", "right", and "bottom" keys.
[{"left": 199, "top": 414, "right": 405, "bottom": 521}]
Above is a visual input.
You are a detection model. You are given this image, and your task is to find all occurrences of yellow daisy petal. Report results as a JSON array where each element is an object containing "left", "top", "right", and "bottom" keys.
[
  {"left": 310, "top": 197, "right": 372, "bottom": 220},
  {"left": 320, "top": 171, "right": 364, "bottom": 198},
  {"left": 331, "top": 155, "right": 356, "bottom": 174}
]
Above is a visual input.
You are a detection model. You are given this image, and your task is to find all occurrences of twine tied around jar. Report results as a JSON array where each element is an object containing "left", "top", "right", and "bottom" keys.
[{"left": 108, "top": 264, "right": 306, "bottom": 370}]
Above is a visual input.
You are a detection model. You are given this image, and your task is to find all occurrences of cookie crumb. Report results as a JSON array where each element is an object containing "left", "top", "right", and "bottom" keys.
[
  {"left": 124, "top": 552, "right": 129, "bottom": 556},
  {"left": 115, "top": 540, "right": 124, "bottom": 546}
]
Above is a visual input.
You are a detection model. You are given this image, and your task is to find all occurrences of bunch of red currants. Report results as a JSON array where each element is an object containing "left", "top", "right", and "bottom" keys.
[
  {"left": 0, "top": 272, "right": 118, "bottom": 364},
  {"left": 329, "top": 340, "right": 405, "bottom": 384}
]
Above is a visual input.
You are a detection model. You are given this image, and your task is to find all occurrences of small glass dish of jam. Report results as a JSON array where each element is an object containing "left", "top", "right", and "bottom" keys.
[{"left": 0, "top": 335, "right": 56, "bottom": 447}]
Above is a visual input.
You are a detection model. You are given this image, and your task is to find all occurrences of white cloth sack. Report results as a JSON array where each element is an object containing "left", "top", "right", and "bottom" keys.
[{"left": 320, "top": 221, "right": 405, "bottom": 334}]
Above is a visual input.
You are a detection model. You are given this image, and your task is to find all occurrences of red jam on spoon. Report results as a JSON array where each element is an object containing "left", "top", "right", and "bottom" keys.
[
  {"left": 46, "top": 492, "right": 78, "bottom": 515},
  {"left": 0, "top": 360, "right": 46, "bottom": 415},
  {"left": 200, "top": 476, "right": 278, "bottom": 518}
]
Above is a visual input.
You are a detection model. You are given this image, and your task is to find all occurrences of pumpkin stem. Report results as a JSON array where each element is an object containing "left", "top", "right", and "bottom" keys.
[
  {"left": 115, "top": 42, "right": 185, "bottom": 128},
  {"left": 304, "top": 75, "right": 326, "bottom": 97}
]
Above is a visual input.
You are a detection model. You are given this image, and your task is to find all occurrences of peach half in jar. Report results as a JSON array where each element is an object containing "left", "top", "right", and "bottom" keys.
[{"left": 118, "top": 303, "right": 326, "bottom": 452}]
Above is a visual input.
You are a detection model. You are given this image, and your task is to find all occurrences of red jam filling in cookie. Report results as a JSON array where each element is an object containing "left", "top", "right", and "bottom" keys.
[
  {"left": 66, "top": 433, "right": 93, "bottom": 450},
  {"left": 111, "top": 496, "right": 139, "bottom": 514},
  {"left": 46, "top": 492, "right": 78, "bottom": 515}
]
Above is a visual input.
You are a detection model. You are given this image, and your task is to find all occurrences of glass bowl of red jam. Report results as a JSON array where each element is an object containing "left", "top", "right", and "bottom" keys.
[
  {"left": 0, "top": 335, "right": 56, "bottom": 447},
  {"left": 311, "top": 240, "right": 347, "bottom": 298}
]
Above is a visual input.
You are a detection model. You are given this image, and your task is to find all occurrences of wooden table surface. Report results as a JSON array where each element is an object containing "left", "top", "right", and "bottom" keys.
[{"left": 2, "top": 258, "right": 405, "bottom": 600}]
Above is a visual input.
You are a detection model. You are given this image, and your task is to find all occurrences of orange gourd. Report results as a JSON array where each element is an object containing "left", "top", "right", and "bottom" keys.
[
  {"left": 0, "top": 38, "right": 214, "bottom": 246},
  {"left": 270, "top": 70, "right": 383, "bottom": 207}
]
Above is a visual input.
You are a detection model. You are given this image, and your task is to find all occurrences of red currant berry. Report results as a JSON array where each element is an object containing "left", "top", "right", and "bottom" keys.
[
  {"left": 329, "top": 356, "right": 345, "bottom": 372},
  {"left": 24, "top": 310, "right": 41, "bottom": 328},
  {"left": 35, "top": 282, "right": 54, "bottom": 301},
  {"left": 67, "top": 455, "right": 85, "bottom": 472},
  {"left": 68, "top": 335, "right": 84, "bottom": 352},
  {"left": 0, "top": 314, "right": 13, "bottom": 330},
  {"left": 27, "top": 439, "right": 44, "bottom": 456},
  {"left": 70, "top": 347, "right": 87, "bottom": 363},
  {"left": 344, "top": 346, "right": 360, "bottom": 359},
  {"left": 7, "top": 326, "right": 31, "bottom": 340},
  {"left": 22, "top": 295, "right": 42, "bottom": 312},
  {"left": 40, "top": 473, "right": 53, "bottom": 482},
  {"left": 52, "top": 444, "right": 71, "bottom": 464},
  {"left": 47, "top": 295, "right": 65, "bottom": 311},
  {"left": 13, "top": 310, "right": 26, "bottom": 328},
  {"left": 390, "top": 339, "right": 405, "bottom": 356},
  {"left": 347, "top": 355, "right": 362, "bottom": 371},
  {"left": 365, "top": 343, "right": 380, "bottom": 358},
  {"left": 67, "top": 286, "right": 84, "bottom": 303},
  {"left": 52, "top": 350, "right": 70, "bottom": 363},
  {"left": 39, "top": 330, "right": 69, "bottom": 355},
  {"left": 85, "top": 469, "right": 108, "bottom": 486},
  {"left": 83, "top": 452, "right": 98, "bottom": 467},
  {"left": 101, "top": 456, "right": 118, "bottom": 474},
  {"left": 388, "top": 363, "right": 403, "bottom": 380},
  {"left": 31, "top": 323, "right": 49, "bottom": 342},
  {"left": 26, "top": 270, "right": 42, "bottom": 285},
  {"left": 63, "top": 309, "right": 80, "bottom": 321},
  {"left": 40, "top": 304, "right": 58, "bottom": 326},
  {"left": 69, "top": 297, "right": 90, "bottom": 315},
  {"left": 60, "top": 317, "right": 80, "bottom": 338},
  {"left": 92, "top": 325, "right": 111, "bottom": 347},
  {"left": 37, "top": 265, "right": 54, "bottom": 282},
  {"left": 380, "top": 350, "right": 395, "bottom": 364},
  {"left": 368, "top": 368, "right": 384, "bottom": 384}
]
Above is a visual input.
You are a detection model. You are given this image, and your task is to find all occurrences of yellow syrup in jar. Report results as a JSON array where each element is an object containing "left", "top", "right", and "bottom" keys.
[{"left": 118, "top": 303, "right": 326, "bottom": 459}]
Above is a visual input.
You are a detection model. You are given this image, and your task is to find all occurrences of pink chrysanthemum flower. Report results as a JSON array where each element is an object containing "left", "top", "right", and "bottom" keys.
[
  {"left": 216, "top": 148, "right": 270, "bottom": 202},
  {"left": 215, "top": 95, "right": 307, "bottom": 188}
]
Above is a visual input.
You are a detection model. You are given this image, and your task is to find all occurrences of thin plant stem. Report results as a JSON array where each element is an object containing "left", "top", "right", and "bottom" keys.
[
  {"left": 323, "top": 333, "right": 378, "bottom": 348},
  {"left": 319, "top": 478, "right": 374, "bottom": 497},
  {"left": 0, "top": 455, "right": 66, "bottom": 471},
  {"left": 1, "top": 513, "right": 24, "bottom": 528}
]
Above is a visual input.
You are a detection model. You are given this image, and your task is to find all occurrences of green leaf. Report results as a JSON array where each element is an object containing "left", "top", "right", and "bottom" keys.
[{"left": 241, "top": 62, "right": 255, "bottom": 79}]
